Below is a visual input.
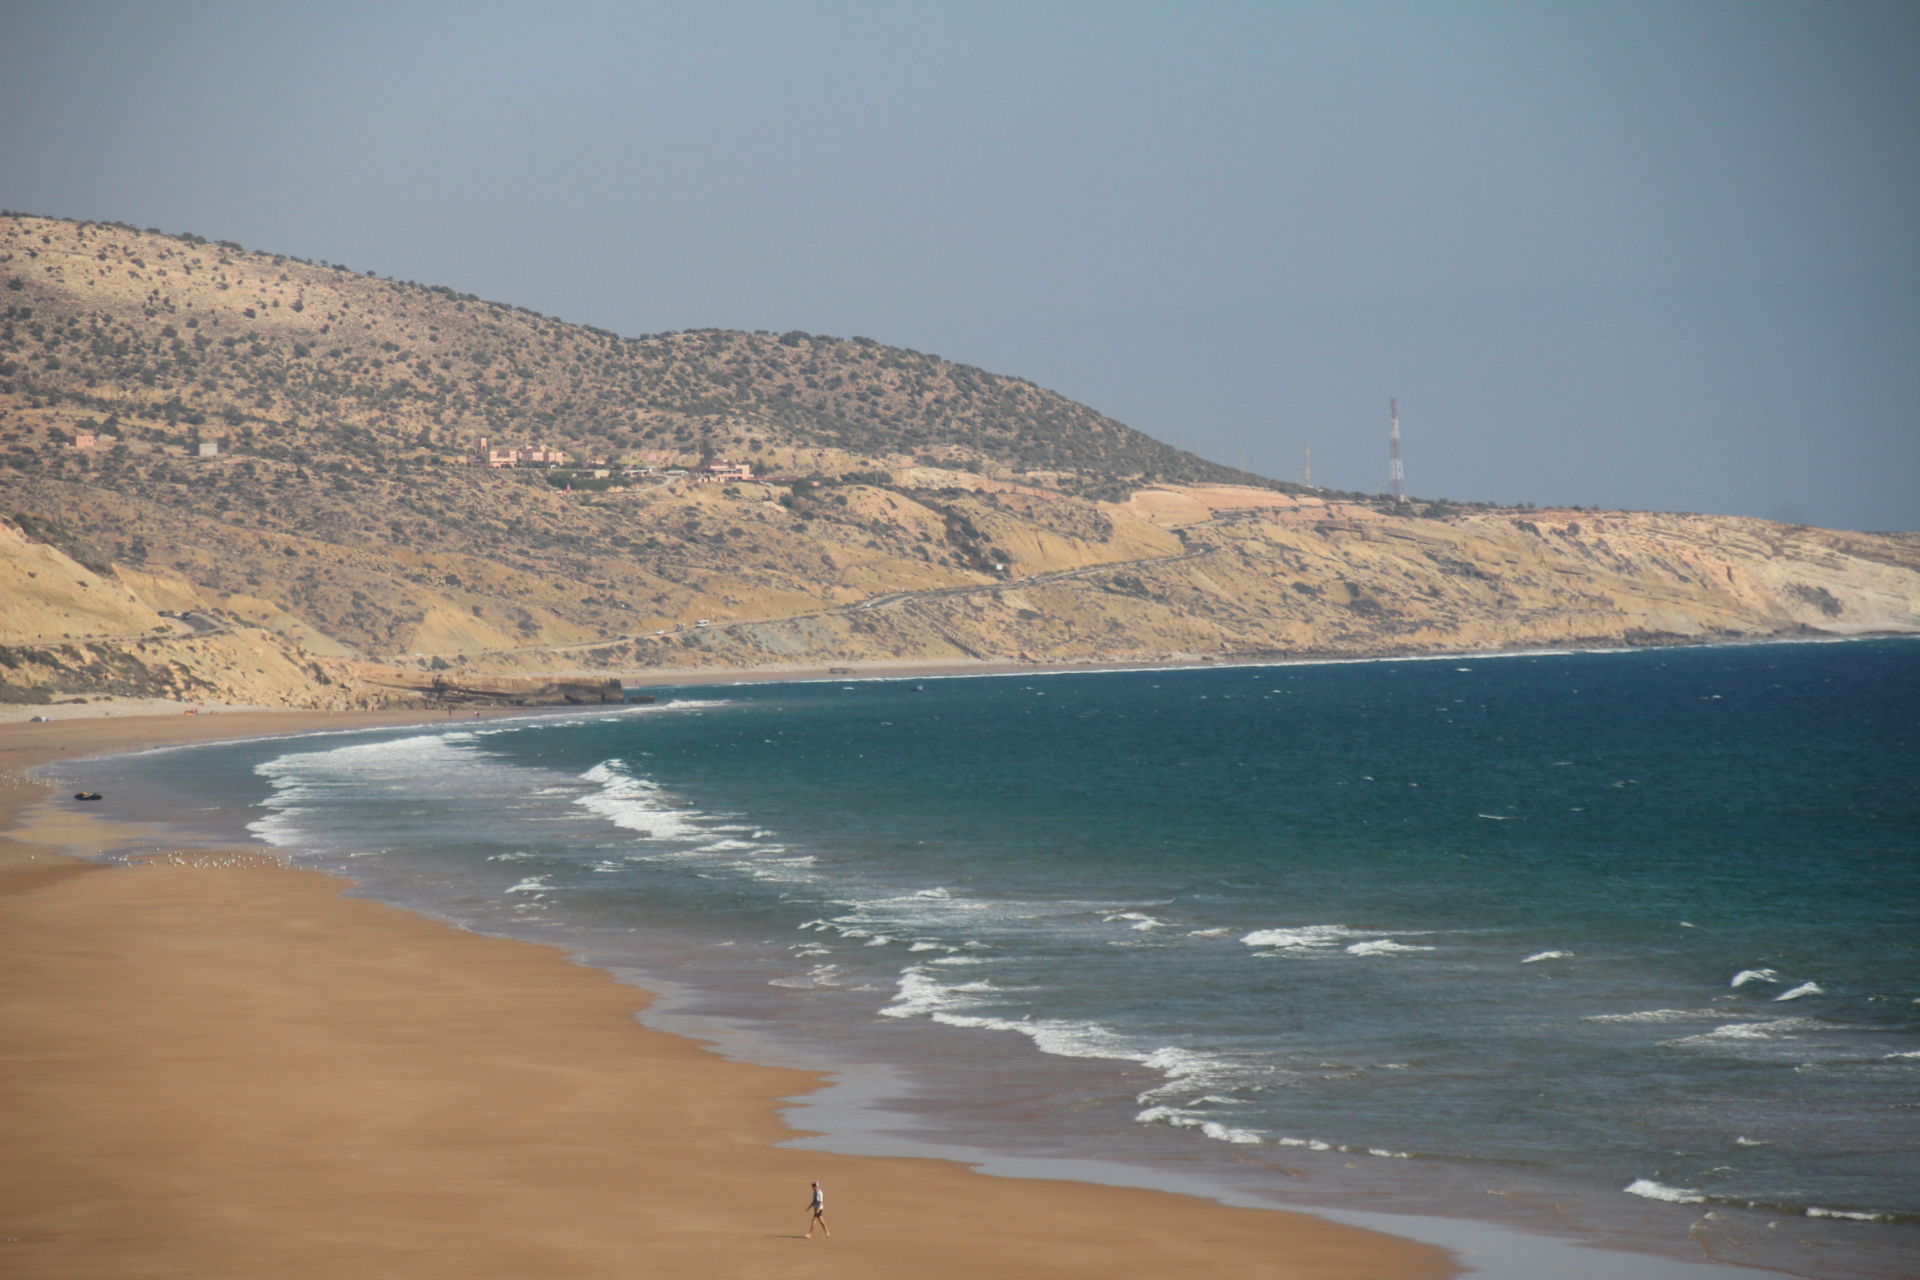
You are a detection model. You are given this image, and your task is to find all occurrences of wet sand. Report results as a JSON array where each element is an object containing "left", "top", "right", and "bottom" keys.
[{"left": 0, "top": 709, "right": 1458, "bottom": 1279}]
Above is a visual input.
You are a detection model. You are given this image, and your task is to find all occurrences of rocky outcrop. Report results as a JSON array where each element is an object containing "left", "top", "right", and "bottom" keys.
[{"left": 347, "top": 665, "right": 626, "bottom": 706}]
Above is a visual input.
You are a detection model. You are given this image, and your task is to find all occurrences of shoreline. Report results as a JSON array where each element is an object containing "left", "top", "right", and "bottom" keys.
[
  {"left": 613, "top": 627, "right": 1918, "bottom": 692},
  {"left": 4, "top": 663, "right": 1884, "bottom": 1277},
  {"left": 5, "top": 628, "right": 1908, "bottom": 725},
  {"left": 6, "top": 647, "right": 1905, "bottom": 1275},
  {"left": 0, "top": 708, "right": 1461, "bottom": 1279}
]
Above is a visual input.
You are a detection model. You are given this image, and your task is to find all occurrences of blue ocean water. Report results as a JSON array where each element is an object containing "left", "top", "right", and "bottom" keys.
[{"left": 67, "top": 639, "right": 1920, "bottom": 1277}]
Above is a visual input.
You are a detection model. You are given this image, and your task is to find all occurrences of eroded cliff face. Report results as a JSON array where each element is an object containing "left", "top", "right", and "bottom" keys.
[
  {"left": 5, "top": 482, "right": 1916, "bottom": 707},
  {"left": 464, "top": 492, "right": 1920, "bottom": 679}
]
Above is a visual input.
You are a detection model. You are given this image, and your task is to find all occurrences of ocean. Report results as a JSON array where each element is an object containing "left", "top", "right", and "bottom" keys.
[{"left": 62, "top": 638, "right": 1920, "bottom": 1278}]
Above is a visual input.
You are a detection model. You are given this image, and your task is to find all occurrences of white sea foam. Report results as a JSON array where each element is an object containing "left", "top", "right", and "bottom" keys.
[
  {"left": 1773, "top": 981, "right": 1825, "bottom": 1001},
  {"left": 883, "top": 969, "right": 1253, "bottom": 1121},
  {"left": 828, "top": 886, "right": 1009, "bottom": 935},
  {"left": 927, "top": 1011, "right": 1143, "bottom": 1064},
  {"left": 1135, "top": 1106, "right": 1264, "bottom": 1145},
  {"left": 1186, "top": 927, "right": 1233, "bottom": 938},
  {"left": 1240, "top": 923, "right": 1436, "bottom": 958},
  {"left": 574, "top": 759, "right": 706, "bottom": 841},
  {"left": 1277, "top": 1135, "right": 1413, "bottom": 1159},
  {"left": 878, "top": 967, "right": 996, "bottom": 1020},
  {"left": 1665, "top": 1017, "right": 1818, "bottom": 1047},
  {"left": 1240, "top": 924, "right": 1370, "bottom": 952},
  {"left": 1805, "top": 1206, "right": 1895, "bottom": 1222},
  {"left": 1680, "top": 1022, "right": 1780, "bottom": 1042},
  {"left": 1585, "top": 1008, "right": 1709, "bottom": 1024},
  {"left": 1205, "top": 1120, "right": 1267, "bottom": 1151},
  {"left": 1345, "top": 939, "right": 1435, "bottom": 956},
  {"left": 690, "top": 838, "right": 759, "bottom": 853},
  {"left": 747, "top": 856, "right": 817, "bottom": 881},
  {"left": 505, "top": 875, "right": 552, "bottom": 894},
  {"left": 1277, "top": 1136, "right": 1336, "bottom": 1151},
  {"left": 1624, "top": 1179, "right": 1706, "bottom": 1205},
  {"left": 1731, "top": 968, "right": 1781, "bottom": 988},
  {"left": 254, "top": 733, "right": 476, "bottom": 788},
  {"left": 1522, "top": 950, "right": 1574, "bottom": 963},
  {"left": 1476, "top": 813, "right": 1516, "bottom": 821},
  {"left": 249, "top": 734, "right": 499, "bottom": 849},
  {"left": 1735, "top": 1136, "right": 1770, "bottom": 1146},
  {"left": 1105, "top": 911, "right": 1166, "bottom": 931},
  {"left": 770, "top": 962, "right": 850, "bottom": 990},
  {"left": 1135, "top": 1046, "right": 1241, "bottom": 1098}
]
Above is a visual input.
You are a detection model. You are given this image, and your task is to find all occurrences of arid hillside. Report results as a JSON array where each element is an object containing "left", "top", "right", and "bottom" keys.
[
  {"left": 0, "top": 214, "right": 1270, "bottom": 493},
  {"left": 3, "top": 213, "right": 1916, "bottom": 706}
]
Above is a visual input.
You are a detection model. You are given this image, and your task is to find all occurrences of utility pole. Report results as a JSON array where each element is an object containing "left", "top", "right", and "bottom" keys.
[{"left": 1388, "top": 398, "right": 1405, "bottom": 501}]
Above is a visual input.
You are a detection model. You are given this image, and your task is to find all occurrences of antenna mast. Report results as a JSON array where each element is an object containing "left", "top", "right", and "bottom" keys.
[
  {"left": 1388, "top": 398, "right": 1405, "bottom": 501},
  {"left": 1303, "top": 444, "right": 1311, "bottom": 487}
]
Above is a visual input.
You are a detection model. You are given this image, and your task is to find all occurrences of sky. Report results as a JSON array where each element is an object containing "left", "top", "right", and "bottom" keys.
[{"left": 3, "top": 1, "right": 1915, "bottom": 531}]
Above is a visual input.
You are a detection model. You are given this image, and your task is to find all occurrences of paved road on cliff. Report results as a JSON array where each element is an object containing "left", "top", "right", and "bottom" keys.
[{"left": 521, "top": 544, "right": 1218, "bottom": 660}]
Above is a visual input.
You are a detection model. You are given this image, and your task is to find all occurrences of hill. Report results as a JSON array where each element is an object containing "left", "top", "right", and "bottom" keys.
[
  {"left": 2, "top": 213, "right": 1917, "bottom": 707},
  {"left": 0, "top": 213, "right": 1274, "bottom": 491}
]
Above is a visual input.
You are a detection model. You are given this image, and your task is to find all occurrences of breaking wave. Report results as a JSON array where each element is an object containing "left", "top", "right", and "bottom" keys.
[
  {"left": 1240, "top": 924, "right": 1436, "bottom": 958},
  {"left": 575, "top": 759, "right": 706, "bottom": 841}
]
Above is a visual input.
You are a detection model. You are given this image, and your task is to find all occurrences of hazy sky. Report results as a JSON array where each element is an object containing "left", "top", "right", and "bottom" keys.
[{"left": 4, "top": 1, "right": 1915, "bottom": 530}]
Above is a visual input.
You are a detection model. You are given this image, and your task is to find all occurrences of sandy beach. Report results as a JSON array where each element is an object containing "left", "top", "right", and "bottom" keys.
[{"left": 0, "top": 707, "right": 1458, "bottom": 1280}]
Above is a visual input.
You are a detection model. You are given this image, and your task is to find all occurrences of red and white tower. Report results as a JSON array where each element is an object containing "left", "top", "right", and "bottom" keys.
[{"left": 1388, "top": 398, "right": 1405, "bottom": 501}]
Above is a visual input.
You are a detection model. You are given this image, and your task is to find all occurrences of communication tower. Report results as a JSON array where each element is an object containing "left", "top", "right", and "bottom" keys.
[
  {"left": 1303, "top": 444, "right": 1311, "bottom": 487},
  {"left": 1388, "top": 398, "right": 1405, "bottom": 501}
]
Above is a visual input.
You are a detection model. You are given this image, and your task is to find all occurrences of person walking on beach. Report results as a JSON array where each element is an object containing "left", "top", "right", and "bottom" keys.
[{"left": 805, "top": 1180, "right": 829, "bottom": 1238}]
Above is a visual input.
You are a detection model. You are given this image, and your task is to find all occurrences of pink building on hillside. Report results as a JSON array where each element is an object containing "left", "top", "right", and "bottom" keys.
[
  {"left": 475, "top": 437, "right": 568, "bottom": 467},
  {"left": 701, "top": 459, "right": 752, "bottom": 482}
]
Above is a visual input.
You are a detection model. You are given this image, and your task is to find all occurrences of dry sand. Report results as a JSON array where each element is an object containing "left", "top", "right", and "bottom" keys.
[{"left": 0, "top": 708, "right": 1459, "bottom": 1279}]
